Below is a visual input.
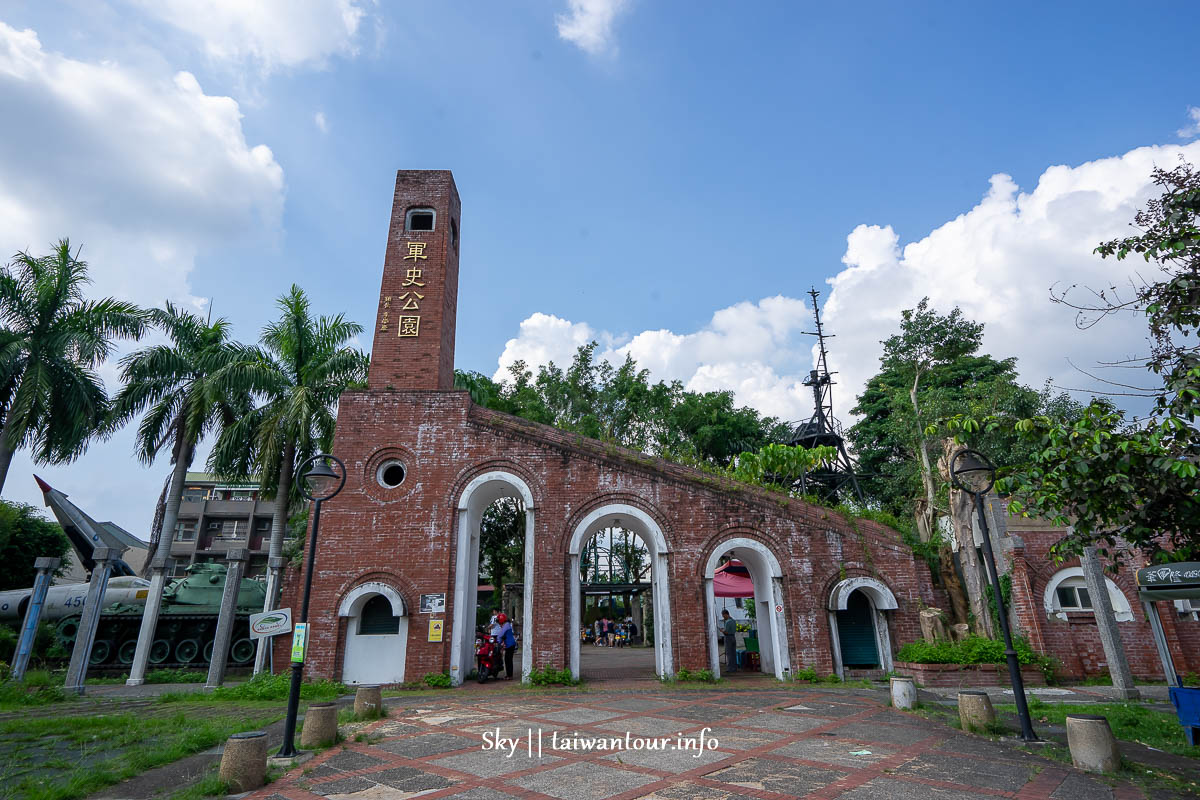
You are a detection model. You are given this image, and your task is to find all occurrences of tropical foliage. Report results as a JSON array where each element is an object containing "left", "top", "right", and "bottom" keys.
[
  {"left": 0, "top": 500, "right": 70, "bottom": 591},
  {"left": 0, "top": 240, "right": 146, "bottom": 493}
]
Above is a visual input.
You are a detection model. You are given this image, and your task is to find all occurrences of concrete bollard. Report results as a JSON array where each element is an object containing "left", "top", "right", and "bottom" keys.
[
  {"left": 300, "top": 702, "right": 339, "bottom": 748},
  {"left": 354, "top": 685, "right": 383, "bottom": 719},
  {"left": 219, "top": 731, "right": 266, "bottom": 792},
  {"left": 1066, "top": 714, "right": 1121, "bottom": 773},
  {"left": 890, "top": 676, "right": 917, "bottom": 710},
  {"left": 957, "top": 690, "right": 996, "bottom": 731}
]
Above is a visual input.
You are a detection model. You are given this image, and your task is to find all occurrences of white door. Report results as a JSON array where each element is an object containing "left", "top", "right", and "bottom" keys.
[{"left": 342, "top": 594, "right": 408, "bottom": 685}]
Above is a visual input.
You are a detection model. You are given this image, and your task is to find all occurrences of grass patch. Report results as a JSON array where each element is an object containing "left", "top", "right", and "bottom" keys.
[
  {"left": 0, "top": 706, "right": 282, "bottom": 800},
  {"left": 999, "top": 699, "right": 1195, "bottom": 758},
  {"left": 157, "top": 671, "right": 346, "bottom": 703}
]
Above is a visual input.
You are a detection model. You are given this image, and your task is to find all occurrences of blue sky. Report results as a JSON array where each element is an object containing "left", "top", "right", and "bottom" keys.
[{"left": 1, "top": 0, "right": 1198, "bottom": 537}]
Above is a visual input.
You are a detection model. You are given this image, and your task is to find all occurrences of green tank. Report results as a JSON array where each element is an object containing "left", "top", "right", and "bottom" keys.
[{"left": 54, "top": 563, "right": 268, "bottom": 670}]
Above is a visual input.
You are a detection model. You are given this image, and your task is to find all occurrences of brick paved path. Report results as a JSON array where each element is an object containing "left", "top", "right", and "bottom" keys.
[{"left": 251, "top": 687, "right": 1146, "bottom": 800}]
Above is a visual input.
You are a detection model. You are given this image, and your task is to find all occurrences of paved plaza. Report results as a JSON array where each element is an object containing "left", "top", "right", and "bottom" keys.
[{"left": 248, "top": 686, "right": 1152, "bottom": 800}]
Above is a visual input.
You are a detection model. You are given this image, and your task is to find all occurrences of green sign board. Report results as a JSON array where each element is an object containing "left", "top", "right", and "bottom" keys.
[
  {"left": 1135, "top": 562, "right": 1200, "bottom": 601},
  {"left": 290, "top": 622, "right": 308, "bottom": 663}
]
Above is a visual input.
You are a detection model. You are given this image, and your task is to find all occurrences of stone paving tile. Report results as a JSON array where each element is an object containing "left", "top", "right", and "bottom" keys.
[
  {"left": 600, "top": 744, "right": 730, "bottom": 770},
  {"left": 484, "top": 701, "right": 568, "bottom": 715},
  {"left": 440, "top": 788, "right": 522, "bottom": 800},
  {"left": 653, "top": 704, "right": 738, "bottom": 722},
  {"left": 821, "top": 720, "right": 933, "bottom": 745},
  {"left": 370, "top": 721, "right": 424, "bottom": 737},
  {"left": 704, "top": 757, "right": 845, "bottom": 795},
  {"left": 1050, "top": 772, "right": 1115, "bottom": 800},
  {"left": 594, "top": 715, "right": 696, "bottom": 737},
  {"left": 510, "top": 761, "right": 658, "bottom": 800},
  {"left": 433, "top": 749, "right": 563, "bottom": 777},
  {"left": 597, "top": 697, "right": 680, "bottom": 712},
  {"left": 462, "top": 718, "right": 567, "bottom": 739},
  {"left": 769, "top": 736, "right": 898, "bottom": 768},
  {"left": 931, "top": 733, "right": 1045, "bottom": 763},
  {"left": 304, "top": 776, "right": 376, "bottom": 797},
  {"left": 322, "top": 750, "right": 388, "bottom": 771},
  {"left": 835, "top": 777, "right": 997, "bottom": 800},
  {"left": 376, "top": 732, "right": 478, "bottom": 758},
  {"left": 892, "top": 751, "right": 1037, "bottom": 793},
  {"left": 779, "top": 700, "right": 867, "bottom": 717},
  {"left": 702, "top": 726, "right": 791, "bottom": 751},
  {"left": 535, "top": 707, "right": 626, "bottom": 725},
  {"left": 305, "top": 764, "right": 347, "bottom": 779},
  {"left": 633, "top": 782, "right": 760, "bottom": 800},
  {"left": 369, "top": 765, "right": 456, "bottom": 792},
  {"left": 730, "top": 711, "right": 830, "bottom": 733}
]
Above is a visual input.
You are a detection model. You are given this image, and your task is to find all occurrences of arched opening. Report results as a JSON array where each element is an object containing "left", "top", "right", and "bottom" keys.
[
  {"left": 339, "top": 582, "right": 407, "bottom": 685},
  {"left": 703, "top": 538, "right": 790, "bottom": 680},
  {"left": 827, "top": 576, "right": 897, "bottom": 678},
  {"left": 569, "top": 505, "right": 672, "bottom": 680},
  {"left": 576, "top": 524, "right": 654, "bottom": 681},
  {"left": 450, "top": 472, "right": 536, "bottom": 685}
]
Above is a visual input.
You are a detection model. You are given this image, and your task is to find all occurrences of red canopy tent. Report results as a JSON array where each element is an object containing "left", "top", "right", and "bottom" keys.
[{"left": 713, "top": 559, "right": 755, "bottom": 598}]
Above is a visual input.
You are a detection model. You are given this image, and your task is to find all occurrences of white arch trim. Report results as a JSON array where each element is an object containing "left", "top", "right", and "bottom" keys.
[
  {"left": 829, "top": 576, "right": 898, "bottom": 612},
  {"left": 567, "top": 504, "right": 669, "bottom": 555},
  {"left": 457, "top": 470, "right": 536, "bottom": 510},
  {"left": 450, "top": 470, "right": 537, "bottom": 686},
  {"left": 339, "top": 581, "right": 406, "bottom": 618},
  {"left": 1043, "top": 567, "right": 1134, "bottom": 622},
  {"left": 703, "top": 537, "right": 783, "bottom": 578},
  {"left": 568, "top": 503, "right": 672, "bottom": 680},
  {"left": 703, "top": 537, "right": 790, "bottom": 680}
]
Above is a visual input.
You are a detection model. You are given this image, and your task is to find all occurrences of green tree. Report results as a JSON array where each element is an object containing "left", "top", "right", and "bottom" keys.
[
  {"left": 994, "top": 162, "right": 1200, "bottom": 564},
  {"left": 479, "top": 497, "right": 525, "bottom": 609},
  {"left": 0, "top": 500, "right": 70, "bottom": 591},
  {"left": 210, "top": 285, "right": 368, "bottom": 660},
  {"left": 108, "top": 303, "right": 248, "bottom": 563},
  {"left": 0, "top": 240, "right": 146, "bottom": 493}
]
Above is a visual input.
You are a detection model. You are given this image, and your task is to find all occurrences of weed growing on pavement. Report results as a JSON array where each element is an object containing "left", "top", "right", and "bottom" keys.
[{"left": 999, "top": 700, "right": 1193, "bottom": 758}]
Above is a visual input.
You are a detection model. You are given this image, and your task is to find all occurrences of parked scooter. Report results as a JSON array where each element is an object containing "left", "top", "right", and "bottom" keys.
[{"left": 475, "top": 632, "right": 503, "bottom": 683}]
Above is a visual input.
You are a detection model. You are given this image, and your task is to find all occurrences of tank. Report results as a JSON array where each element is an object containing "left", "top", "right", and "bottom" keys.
[{"left": 53, "top": 563, "right": 268, "bottom": 670}]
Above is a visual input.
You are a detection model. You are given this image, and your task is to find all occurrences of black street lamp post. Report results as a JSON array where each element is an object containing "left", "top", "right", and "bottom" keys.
[
  {"left": 949, "top": 448, "right": 1039, "bottom": 742},
  {"left": 277, "top": 454, "right": 346, "bottom": 759}
]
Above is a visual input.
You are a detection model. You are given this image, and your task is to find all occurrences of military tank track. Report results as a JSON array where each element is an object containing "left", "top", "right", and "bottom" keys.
[{"left": 54, "top": 613, "right": 258, "bottom": 672}]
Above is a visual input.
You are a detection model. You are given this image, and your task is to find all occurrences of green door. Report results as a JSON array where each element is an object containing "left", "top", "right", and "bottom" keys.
[{"left": 836, "top": 591, "right": 879, "bottom": 668}]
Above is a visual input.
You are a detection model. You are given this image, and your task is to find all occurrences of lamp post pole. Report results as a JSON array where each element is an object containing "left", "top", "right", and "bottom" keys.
[
  {"left": 951, "top": 449, "right": 1038, "bottom": 743},
  {"left": 277, "top": 454, "right": 345, "bottom": 759}
]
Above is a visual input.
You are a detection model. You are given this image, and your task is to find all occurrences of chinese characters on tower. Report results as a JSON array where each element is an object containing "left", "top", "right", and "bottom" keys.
[{"left": 382, "top": 241, "right": 429, "bottom": 337}]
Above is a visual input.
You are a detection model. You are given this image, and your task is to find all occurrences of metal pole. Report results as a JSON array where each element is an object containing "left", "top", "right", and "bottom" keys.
[
  {"left": 973, "top": 492, "right": 1038, "bottom": 741},
  {"left": 12, "top": 557, "right": 60, "bottom": 681},
  {"left": 277, "top": 497, "right": 322, "bottom": 758}
]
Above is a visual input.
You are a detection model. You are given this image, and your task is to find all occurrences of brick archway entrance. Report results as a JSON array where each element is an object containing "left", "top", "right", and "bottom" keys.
[{"left": 703, "top": 538, "right": 790, "bottom": 679}]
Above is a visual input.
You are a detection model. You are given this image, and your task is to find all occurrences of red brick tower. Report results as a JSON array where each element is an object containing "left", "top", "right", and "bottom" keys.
[{"left": 368, "top": 171, "right": 461, "bottom": 391}]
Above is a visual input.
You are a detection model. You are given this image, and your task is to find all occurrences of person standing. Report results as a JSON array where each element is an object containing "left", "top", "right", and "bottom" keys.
[
  {"left": 496, "top": 613, "right": 517, "bottom": 679},
  {"left": 721, "top": 610, "right": 738, "bottom": 673}
]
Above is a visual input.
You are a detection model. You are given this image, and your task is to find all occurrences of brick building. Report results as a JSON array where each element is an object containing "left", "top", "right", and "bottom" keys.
[
  {"left": 281, "top": 170, "right": 950, "bottom": 686},
  {"left": 169, "top": 472, "right": 279, "bottom": 578},
  {"left": 274, "top": 169, "right": 1199, "bottom": 688}
]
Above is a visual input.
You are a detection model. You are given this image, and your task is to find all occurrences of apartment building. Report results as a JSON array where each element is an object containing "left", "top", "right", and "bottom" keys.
[{"left": 169, "top": 473, "right": 287, "bottom": 578}]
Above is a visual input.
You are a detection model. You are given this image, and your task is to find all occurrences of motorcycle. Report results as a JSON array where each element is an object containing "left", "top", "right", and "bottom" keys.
[{"left": 475, "top": 633, "right": 503, "bottom": 683}]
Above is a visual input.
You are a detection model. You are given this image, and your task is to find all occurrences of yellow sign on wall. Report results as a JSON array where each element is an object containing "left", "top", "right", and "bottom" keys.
[{"left": 428, "top": 619, "right": 444, "bottom": 642}]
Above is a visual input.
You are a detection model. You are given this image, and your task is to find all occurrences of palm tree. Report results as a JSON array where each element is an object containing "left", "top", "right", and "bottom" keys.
[
  {"left": 0, "top": 240, "right": 147, "bottom": 494},
  {"left": 107, "top": 302, "right": 248, "bottom": 683},
  {"left": 209, "top": 285, "right": 367, "bottom": 672}
]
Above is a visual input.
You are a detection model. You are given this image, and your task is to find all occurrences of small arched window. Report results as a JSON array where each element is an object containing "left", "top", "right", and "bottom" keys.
[
  {"left": 1043, "top": 568, "right": 1133, "bottom": 622},
  {"left": 358, "top": 594, "right": 401, "bottom": 635}
]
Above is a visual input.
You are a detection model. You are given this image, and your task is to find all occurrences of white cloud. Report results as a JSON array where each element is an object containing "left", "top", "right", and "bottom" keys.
[
  {"left": 556, "top": 0, "right": 629, "bottom": 56},
  {"left": 0, "top": 22, "right": 284, "bottom": 535},
  {"left": 1179, "top": 106, "right": 1200, "bottom": 139},
  {"left": 131, "top": 0, "right": 369, "bottom": 71},
  {"left": 496, "top": 298, "right": 817, "bottom": 421},
  {"left": 496, "top": 141, "right": 1200, "bottom": 430},
  {"left": 822, "top": 141, "right": 1200, "bottom": 421},
  {"left": 0, "top": 22, "right": 284, "bottom": 307},
  {"left": 315, "top": 110, "right": 329, "bottom": 133}
]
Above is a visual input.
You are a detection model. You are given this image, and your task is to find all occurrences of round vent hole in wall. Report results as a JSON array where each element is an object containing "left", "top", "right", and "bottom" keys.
[{"left": 377, "top": 461, "right": 406, "bottom": 489}]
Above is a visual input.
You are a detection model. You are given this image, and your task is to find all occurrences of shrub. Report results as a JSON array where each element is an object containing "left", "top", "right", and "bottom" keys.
[
  {"left": 201, "top": 672, "right": 346, "bottom": 701},
  {"left": 423, "top": 672, "right": 452, "bottom": 688},
  {"left": 793, "top": 667, "right": 818, "bottom": 682},
  {"left": 528, "top": 666, "right": 578, "bottom": 686},
  {"left": 671, "top": 668, "right": 717, "bottom": 683},
  {"left": 895, "top": 634, "right": 1037, "bottom": 665}
]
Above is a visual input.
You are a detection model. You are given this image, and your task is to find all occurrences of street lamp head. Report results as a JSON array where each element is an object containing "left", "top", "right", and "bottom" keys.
[
  {"left": 950, "top": 448, "right": 997, "bottom": 495},
  {"left": 301, "top": 454, "right": 346, "bottom": 502}
]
